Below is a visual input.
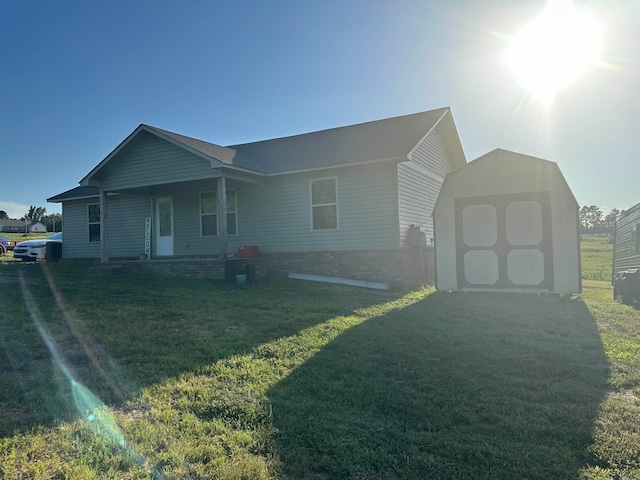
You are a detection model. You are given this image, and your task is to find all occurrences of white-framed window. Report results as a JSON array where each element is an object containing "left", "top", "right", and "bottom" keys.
[
  {"left": 310, "top": 177, "right": 338, "bottom": 230},
  {"left": 88, "top": 204, "right": 100, "bottom": 242},
  {"left": 200, "top": 189, "right": 237, "bottom": 236}
]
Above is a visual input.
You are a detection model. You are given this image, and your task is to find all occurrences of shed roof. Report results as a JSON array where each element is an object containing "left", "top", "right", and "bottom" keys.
[{"left": 434, "top": 148, "right": 578, "bottom": 211}]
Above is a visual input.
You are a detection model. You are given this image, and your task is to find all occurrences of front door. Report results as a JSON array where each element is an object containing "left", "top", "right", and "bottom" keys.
[
  {"left": 155, "top": 197, "right": 174, "bottom": 256},
  {"left": 455, "top": 192, "right": 553, "bottom": 290}
]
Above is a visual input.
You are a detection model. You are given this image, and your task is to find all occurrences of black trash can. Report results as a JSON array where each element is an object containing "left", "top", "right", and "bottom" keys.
[
  {"left": 225, "top": 258, "right": 246, "bottom": 282},
  {"left": 245, "top": 263, "right": 256, "bottom": 283},
  {"left": 45, "top": 242, "right": 62, "bottom": 263}
]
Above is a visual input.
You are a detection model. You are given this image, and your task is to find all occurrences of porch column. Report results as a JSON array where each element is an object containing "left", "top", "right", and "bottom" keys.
[
  {"left": 217, "top": 176, "right": 228, "bottom": 259},
  {"left": 100, "top": 190, "right": 108, "bottom": 263}
]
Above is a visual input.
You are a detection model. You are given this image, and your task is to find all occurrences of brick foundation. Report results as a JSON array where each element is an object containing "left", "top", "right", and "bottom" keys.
[{"left": 90, "top": 247, "right": 434, "bottom": 290}]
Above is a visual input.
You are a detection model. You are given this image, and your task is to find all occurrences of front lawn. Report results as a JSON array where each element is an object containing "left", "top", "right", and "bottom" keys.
[{"left": 0, "top": 263, "right": 639, "bottom": 479}]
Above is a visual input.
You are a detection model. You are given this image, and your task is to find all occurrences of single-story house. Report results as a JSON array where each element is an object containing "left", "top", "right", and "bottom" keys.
[
  {"left": 433, "top": 149, "right": 581, "bottom": 293},
  {"left": 0, "top": 219, "right": 47, "bottom": 233},
  {"left": 48, "top": 107, "right": 466, "bottom": 288}
]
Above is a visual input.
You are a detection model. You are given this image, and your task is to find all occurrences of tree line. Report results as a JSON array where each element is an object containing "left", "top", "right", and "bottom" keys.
[
  {"left": 0, "top": 206, "right": 62, "bottom": 232},
  {"left": 579, "top": 205, "right": 621, "bottom": 231}
]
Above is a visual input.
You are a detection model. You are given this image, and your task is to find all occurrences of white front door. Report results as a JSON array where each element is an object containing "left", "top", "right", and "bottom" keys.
[{"left": 155, "top": 197, "right": 174, "bottom": 256}]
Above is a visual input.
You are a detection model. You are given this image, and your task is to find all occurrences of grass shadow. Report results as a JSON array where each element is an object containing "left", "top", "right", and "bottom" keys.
[
  {"left": 268, "top": 291, "right": 610, "bottom": 479},
  {"left": 0, "top": 262, "right": 400, "bottom": 438}
]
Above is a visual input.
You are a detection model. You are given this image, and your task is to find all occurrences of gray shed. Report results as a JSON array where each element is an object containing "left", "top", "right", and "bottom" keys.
[{"left": 433, "top": 149, "right": 581, "bottom": 293}]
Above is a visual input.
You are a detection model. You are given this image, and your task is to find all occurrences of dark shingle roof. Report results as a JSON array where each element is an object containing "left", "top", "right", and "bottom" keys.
[
  {"left": 143, "top": 125, "right": 265, "bottom": 173},
  {"left": 48, "top": 186, "right": 100, "bottom": 203},
  {"left": 75, "top": 107, "right": 454, "bottom": 189},
  {"left": 229, "top": 108, "right": 449, "bottom": 174}
]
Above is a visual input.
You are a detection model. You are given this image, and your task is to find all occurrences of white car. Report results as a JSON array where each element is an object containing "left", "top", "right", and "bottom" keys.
[{"left": 13, "top": 232, "right": 63, "bottom": 262}]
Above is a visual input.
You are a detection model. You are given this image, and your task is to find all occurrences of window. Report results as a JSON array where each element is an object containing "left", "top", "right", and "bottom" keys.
[
  {"left": 88, "top": 204, "right": 100, "bottom": 242},
  {"left": 310, "top": 178, "right": 337, "bottom": 230},
  {"left": 632, "top": 224, "right": 639, "bottom": 256},
  {"left": 200, "top": 190, "right": 237, "bottom": 236}
]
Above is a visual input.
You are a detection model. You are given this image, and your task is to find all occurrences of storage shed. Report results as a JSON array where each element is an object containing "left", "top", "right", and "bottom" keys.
[{"left": 433, "top": 149, "right": 581, "bottom": 293}]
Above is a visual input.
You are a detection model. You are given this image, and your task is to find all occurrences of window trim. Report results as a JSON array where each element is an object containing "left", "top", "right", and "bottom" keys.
[
  {"left": 88, "top": 203, "right": 100, "bottom": 243},
  {"left": 200, "top": 189, "right": 238, "bottom": 237},
  {"left": 309, "top": 177, "right": 339, "bottom": 231}
]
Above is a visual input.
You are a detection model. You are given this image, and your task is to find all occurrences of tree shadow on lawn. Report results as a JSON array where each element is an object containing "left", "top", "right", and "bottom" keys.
[
  {"left": 0, "top": 262, "right": 398, "bottom": 438},
  {"left": 268, "top": 291, "right": 611, "bottom": 480}
]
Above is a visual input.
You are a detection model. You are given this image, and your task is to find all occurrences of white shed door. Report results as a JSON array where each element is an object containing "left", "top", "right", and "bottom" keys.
[{"left": 454, "top": 192, "right": 553, "bottom": 290}]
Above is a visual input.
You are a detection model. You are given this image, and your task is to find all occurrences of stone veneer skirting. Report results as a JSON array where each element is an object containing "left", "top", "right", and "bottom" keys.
[{"left": 98, "top": 247, "right": 434, "bottom": 291}]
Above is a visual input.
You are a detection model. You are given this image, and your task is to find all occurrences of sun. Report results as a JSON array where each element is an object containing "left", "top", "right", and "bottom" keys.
[{"left": 507, "top": 0, "right": 602, "bottom": 103}]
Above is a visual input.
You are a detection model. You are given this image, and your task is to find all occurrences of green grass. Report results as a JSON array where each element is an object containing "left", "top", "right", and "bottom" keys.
[
  {"left": 581, "top": 237, "right": 614, "bottom": 282},
  {"left": 1, "top": 239, "right": 639, "bottom": 479}
]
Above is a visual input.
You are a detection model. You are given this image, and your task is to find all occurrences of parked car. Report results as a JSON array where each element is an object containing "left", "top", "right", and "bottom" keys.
[
  {"left": 0, "top": 237, "right": 17, "bottom": 255},
  {"left": 12, "top": 232, "right": 62, "bottom": 262}
]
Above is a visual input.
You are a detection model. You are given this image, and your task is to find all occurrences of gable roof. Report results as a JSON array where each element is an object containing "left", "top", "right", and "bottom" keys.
[
  {"left": 0, "top": 219, "right": 44, "bottom": 228},
  {"left": 230, "top": 107, "right": 452, "bottom": 174},
  {"left": 79, "top": 107, "right": 459, "bottom": 186},
  {"left": 435, "top": 148, "right": 578, "bottom": 211}
]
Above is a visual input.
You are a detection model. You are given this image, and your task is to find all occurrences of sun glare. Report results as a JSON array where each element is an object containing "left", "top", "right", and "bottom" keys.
[{"left": 507, "top": 0, "right": 602, "bottom": 103}]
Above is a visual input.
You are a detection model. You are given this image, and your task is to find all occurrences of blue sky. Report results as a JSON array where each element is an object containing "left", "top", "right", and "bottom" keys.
[{"left": 1, "top": 0, "right": 638, "bottom": 219}]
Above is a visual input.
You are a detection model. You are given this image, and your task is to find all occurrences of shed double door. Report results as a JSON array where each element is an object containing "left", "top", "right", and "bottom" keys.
[{"left": 454, "top": 192, "right": 553, "bottom": 290}]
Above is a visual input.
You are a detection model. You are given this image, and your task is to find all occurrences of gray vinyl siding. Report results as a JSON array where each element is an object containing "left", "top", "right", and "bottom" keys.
[
  {"left": 397, "top": 129, "right": 452, "bottom": 245},
  {"left": 238, "top": 163, "right": 399, "bottom": 252},
  {"left": 63, "top": 163, "right": 399, "bottom": 258},
  {"left": 96, "top": 133, "right": 220, "bottom": 192},
  {"left": 62, "top": 200, "right": 101, "bottom": 258},
  {"left": 149, "top": 163, "right": 399, "bottom": 255},
  {"left": 411, "top": 127, "right": 458, "bottom": 179},
  {"left": 613, "top": 205, "right": 640, "bottom": 278},
  {"left": 107, "top": 195, "right": 152, "bottom": 257},
  {"left": 62, "top": 195, "right": 151, "bottom": 258}
]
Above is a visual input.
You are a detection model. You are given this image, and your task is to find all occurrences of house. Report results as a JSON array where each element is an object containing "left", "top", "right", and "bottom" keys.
[
  {"left": 433, "top": 149, "right": 581, "bottom": 294},
  {"left": 0, "top": 219, "right": 47, "bottom": 233},
  {"left": 48, "top": 107, "right": 466, "bottom": 288}
]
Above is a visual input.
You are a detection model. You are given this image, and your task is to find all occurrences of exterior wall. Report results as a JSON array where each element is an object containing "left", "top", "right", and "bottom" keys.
[
  {"left": 239, "top": 163, "right": 399, "bottom": 253},
  {"left": 142, "top": 162, "right": 400, "bottom": 257},
  {"left": 29, "top": 222, "right": 47, "bottom": 233},
  {"left": 62, "top": 195, "right": 151, "bottom": 259},
  {"left": 398, "top": 127, "right": 453, "bottom": 245},
  {"left": 96, "top": 133, "right": 220, "bottom": 192},
  {"left": 63, "top": 162, "right": 400, "bottom": 259},
  {"left": 434, "top": 150, "right": 581, "bottom": 293},
  {"left": 62, "top": 199, "right": 102, "bottom": 258},
  {"left": 613, "top": 203, "right": 640, "bottom": 279},
  {"left": 107, "top": 195, "right": 152, "bottom": 257}
]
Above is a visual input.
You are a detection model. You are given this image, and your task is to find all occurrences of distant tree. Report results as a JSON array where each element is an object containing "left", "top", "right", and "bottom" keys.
[
  {"left": 0, "top": 210, "right": 8, "bottom": 219},
  {"left": 579, "top": 205, "right": 604, "bottom": 230},
  {"left": 43, "top": 213, "right": 62, "bottom": 232},
  {"left": 603, "top": 208, "right": 620, "bottom": 228},
  {"left": 24, "top": 205, "right": 47, "bottom": 222}
]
